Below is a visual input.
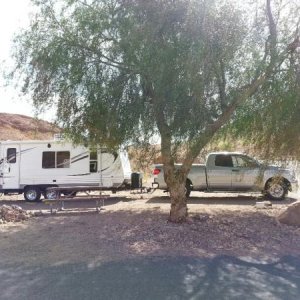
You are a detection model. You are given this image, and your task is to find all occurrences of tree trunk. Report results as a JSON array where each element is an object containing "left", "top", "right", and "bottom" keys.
[
  {"left": 164, "top": 164, "right": 188, "bottom": 223},
  {"left": 155, "top": 106, "right": 189, "bottom": 222},
  {"left": 167, "top": 178, "right": 188, "bottom": 223}
]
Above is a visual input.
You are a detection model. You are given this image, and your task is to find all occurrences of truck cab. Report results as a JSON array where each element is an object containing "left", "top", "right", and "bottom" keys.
[{"left": 206, "top": 153, "right": 261, "bottom": 191}]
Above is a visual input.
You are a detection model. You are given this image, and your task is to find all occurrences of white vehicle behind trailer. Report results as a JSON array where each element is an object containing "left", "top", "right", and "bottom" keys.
[{"left": 0, "top": 139, "right": 133, "bottom": 201}]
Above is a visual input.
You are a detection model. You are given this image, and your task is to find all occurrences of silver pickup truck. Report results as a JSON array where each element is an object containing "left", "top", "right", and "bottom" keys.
[{"left": 152, "top": 152, "right": 298, "bottom": 200}]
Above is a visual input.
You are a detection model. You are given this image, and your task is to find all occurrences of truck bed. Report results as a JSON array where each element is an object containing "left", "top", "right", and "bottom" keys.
[{"left": 153, "top": 164, "right": 207, "bottom": 190}]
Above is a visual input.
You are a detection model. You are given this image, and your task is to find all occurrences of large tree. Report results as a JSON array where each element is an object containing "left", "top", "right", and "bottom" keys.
[{"left": 12, "top": 0, "right": 300, "bottom": 222}]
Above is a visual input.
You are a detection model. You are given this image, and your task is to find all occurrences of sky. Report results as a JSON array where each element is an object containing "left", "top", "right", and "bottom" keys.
[{"left": 0, "top": 0, "right": 55, "bottom": 121}]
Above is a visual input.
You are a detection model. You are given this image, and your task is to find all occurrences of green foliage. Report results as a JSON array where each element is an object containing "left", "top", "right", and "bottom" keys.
[
  {"left": 227, "top": 51, "right": 300, "bottom": 159},
  {"left": 13, "top": 0, "right": 248, "bottom": 146},
  {"left": 11, "top": 0, "right": 300, "bottom": 159}
]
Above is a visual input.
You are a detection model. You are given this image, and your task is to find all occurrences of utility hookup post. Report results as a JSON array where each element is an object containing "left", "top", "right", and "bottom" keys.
[{"left": 98, "top": 148, "right": 103, "bottom": 211}]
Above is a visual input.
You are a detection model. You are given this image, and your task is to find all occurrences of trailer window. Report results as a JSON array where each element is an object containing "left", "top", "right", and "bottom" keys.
[
  {"left": 42, "top": 151, "right": 70, "bottom": 168},
  {"left": 90, "top": 151, "right": 98, "bottom": 173},
  {"left": 42, "top": 152, "right": 56, "bottom": 168},
  {"left": 57, "top": 151, "right": 70, "bottom": 168},
  {"left": 7, "top": 148, "right": 16, "bottom": 164}
]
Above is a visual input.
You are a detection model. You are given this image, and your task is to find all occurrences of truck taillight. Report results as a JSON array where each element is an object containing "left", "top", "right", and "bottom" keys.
[{"left": 153, "top": 168, "right": 161, "bottom": 175}]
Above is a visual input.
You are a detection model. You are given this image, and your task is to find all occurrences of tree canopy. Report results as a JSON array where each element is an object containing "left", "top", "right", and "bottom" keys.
[
  {"left": 12, "top": 0, "right": 300, "bottom": 221},
  {"left": 227, "top": 47, "right": 300, "bottom": 160}
]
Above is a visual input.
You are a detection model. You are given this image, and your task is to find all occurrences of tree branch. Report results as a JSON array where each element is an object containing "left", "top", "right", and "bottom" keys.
[{"left": 214, "top": 59, "right": 227, "bottom": 112}]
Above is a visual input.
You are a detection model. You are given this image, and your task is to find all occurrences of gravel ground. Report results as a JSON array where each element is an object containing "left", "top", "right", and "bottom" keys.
[{"left": 1, "top": 190, "right": 300, "bottom": 266}]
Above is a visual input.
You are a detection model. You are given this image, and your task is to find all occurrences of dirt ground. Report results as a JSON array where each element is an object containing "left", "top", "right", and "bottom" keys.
[{"left": 1, "top": 190, "right": 300, "bottom": 267}]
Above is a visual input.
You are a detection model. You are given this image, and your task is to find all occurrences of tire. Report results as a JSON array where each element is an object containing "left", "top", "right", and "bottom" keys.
[
  {"left": 185, "top": 181, "right": 192, "bottom": 198},
  {"left": 44, "top": 189, "right": 59, "bottom": 200},
  {"left": 24, "top": 187, "right": 41, "bottom": 202},
  {"left": 265, "top": 179, "right": 287, "bottom": 200}
]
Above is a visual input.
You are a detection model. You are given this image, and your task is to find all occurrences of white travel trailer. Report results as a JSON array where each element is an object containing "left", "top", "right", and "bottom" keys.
[{"left": 0, "top": 139, "right": 132, "bottom": 201}]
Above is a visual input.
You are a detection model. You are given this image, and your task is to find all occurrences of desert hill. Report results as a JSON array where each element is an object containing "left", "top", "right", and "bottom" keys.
[{"left": 0, "top": 113, "right": 60, "bottom": 140}]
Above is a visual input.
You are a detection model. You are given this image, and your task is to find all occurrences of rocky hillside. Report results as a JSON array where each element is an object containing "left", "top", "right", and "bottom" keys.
[{"left": 0, "top": 113, "right": 59, "bottom": 140}]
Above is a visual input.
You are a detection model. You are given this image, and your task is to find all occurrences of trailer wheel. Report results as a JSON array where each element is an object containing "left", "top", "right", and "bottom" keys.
[
  {"left": 24, "top": 187, "right": 41, "bottom": 202},
  {"left": 44, "top": 189, "right": 59, "bottom": 200}
]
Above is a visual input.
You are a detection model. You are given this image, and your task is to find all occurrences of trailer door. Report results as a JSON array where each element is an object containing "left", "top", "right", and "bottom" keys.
[
  {"left": 2, "top": 145, "right": 20, "bottom": 189},
  {"left": 98, "top": 150, "right": 119, "bottom": 187}
]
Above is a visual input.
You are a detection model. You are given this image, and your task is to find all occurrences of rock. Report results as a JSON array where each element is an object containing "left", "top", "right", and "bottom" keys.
[
  {"left": 277, "top": 201, "right": 300, "bottom": 226},
  {"left": 2, "top": 210, "right": 17, "bottom": 222},
  {"left": 194, "top": 214, "right": 210, "bottom": 222},
  {"left": 33, "top": 211, "right": 44, "bottom": 217},
  {"left": 11, "top": 204, "right": 23, "bottom": 212},
  {"left": 255, "top": 201, "right": 272, "bottom": 209},
  {"left": 0, "top": 205, "right": 13, "bottom": 215},
  {"left": 1, "top": 204, "right": 12, "bottom": 210},
  {"left": 0, "top": 204, "right": 31, "bottom": 223},
  {"left": 16, "top": 213, "right": 29, "bottom": 221},
  {"left": 186, "top": 217, "right": 194, "bottom": 224},
  {"left": 220, "top": 220, "right": 233, "bottom": 226}
]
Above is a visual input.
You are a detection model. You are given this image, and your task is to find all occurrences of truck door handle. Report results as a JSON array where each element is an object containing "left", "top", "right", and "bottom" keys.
[{"left": 232, "top": 169, "right": 239, "bottom": 172}]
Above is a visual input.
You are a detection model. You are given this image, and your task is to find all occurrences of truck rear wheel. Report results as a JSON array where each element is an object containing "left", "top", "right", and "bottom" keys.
[{"left": 24, "top": 187, "right": 41, "bottom": 202}]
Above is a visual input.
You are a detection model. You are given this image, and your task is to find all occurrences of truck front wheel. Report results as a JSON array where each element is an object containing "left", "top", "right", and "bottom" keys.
[
  {"left": 24, "top": 186, "right": 41, "bottom": 202},
  {"left": 265, "top": 179, "right": 287, "bottom": 200}
]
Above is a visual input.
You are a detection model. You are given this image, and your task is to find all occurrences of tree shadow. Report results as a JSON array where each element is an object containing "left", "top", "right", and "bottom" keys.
[
  {"left": 0, "top": 255, "right": 299, "bottom": 300},
  {"left": 1, "top": 206, "right": 300, "bottom": 299},
  {"left": 147, "top": 194, "right": 297, "bottom": 206}
]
